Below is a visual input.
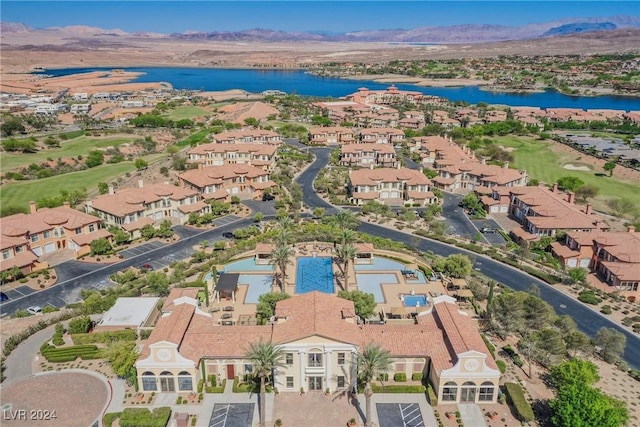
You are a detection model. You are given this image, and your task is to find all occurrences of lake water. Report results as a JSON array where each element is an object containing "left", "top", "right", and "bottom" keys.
[{"left": 43, "top": 67, "right": 640, "bottom": 110}]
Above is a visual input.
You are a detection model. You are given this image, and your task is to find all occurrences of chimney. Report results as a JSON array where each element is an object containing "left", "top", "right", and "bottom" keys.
[
  {"left": 552, "top": 182, "right": 558, "bottom": 193},
  {"left": 503, "top": 161, "right": 509, "bottom": 170},
  {"left": 629, "top": 225, "right": 636, "bottom": 233},
  {"left": 369, "top": 163, "right": 374, "bottom": 170},
  {"left": 585, "top": 204, "right": 592, "bottom": 215},
  {"left": 63, "top": 202, "right": 70, "bottom": 208},
  {"left": 29, "top": 201, "right": 37, "bottom": 214},
  {"left": 481, "top": 157, "right": 486, "bottom": 165},
  {"left": 567, "top": 191, "right": 574, "bottom": 204},
  {"left": 138, "top": 179, "right": 144, "bottom": 188},
  {"left": 108, "top": 185, "right": 115, "bottom": 195},
  {"left": 396, "top": 162, "right": 401, "bottom": 169}
]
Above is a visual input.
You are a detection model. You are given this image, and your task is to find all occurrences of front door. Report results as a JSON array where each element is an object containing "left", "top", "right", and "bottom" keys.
[
  {"left": 160, "top": 376, "right": 175, "bottom": 392},
  {"left": 461, "top": 387, "right": 476, "bottom": 402},
  {"left": 227, "top": 364, "right": 235, "bottom": 380},
  {"left": 308, "top": 377, "right": 323, "bottom": 391}
]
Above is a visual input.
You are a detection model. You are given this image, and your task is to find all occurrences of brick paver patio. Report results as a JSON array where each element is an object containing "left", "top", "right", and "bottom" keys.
[
  {"left": 272, "top": 391, "right": 361, "bottom": 427},
  {"left": 1, "top": 372, "right": 108, "bottom": 427}
]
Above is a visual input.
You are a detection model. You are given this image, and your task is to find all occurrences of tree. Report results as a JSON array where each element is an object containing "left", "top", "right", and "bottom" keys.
[
  {"left": 145, "top": 271, "right": 170, "bottom": 296},
  {"left": 85, "top": 150, "right": 104, "bottom": 168},
  {"left": 556, "top": 176, "right": 584, "bottom": 193},
  {"left": 336, "top": 243, "right": 357, "bottom": 290},
  {"left": 608, "top": 198, "right": 636, "bottom": 218},
  {"left": 575, "top": 184, "right": 599, "bottom": 201},
  {"left": 312, "top": 207, "right": 325, "bottom": 219},
  {"left": 245, "top": 340, "right": 285, "bottom": 427},
  {"left": 68, "top": 315, "right": 92, "bottom": 334},
  {"left": 550, "top": 359, "right": 599, "bottom": 389},
  {"left": 90, "top": 237, "right": 112, "bottom": 255},
  {"left": 565, "top": 331, "right": 593, "bottom": 357},
  {"left": 550, "top": 383, "right": 628, "bottom": 427},
  {"left": 134, "top": 158, "right": 148, "bottom": 170},
  {"left": 337, "top": 290, "right": 376, "bottom": 320},
  {"left": 101, "top": 340, "right": 139, "bottom": 380},
  {"left": 97, "top": 182, "right": 109, "bottom": 195},
  {"left": 358, "top": 344, "right": 393, "bottom": 427},
  {"left": 567, "top": 267, "right": 588, "bottom": 286},
  {"left": 491, "top": 292, "right": 524, "bottom": 339},
  {"left": 270, "top": 245, "right": 293, "bottom": 291},
  {"left": 110, "top": 227, "right": 130, "bottom": 246},
  {"left": 603, "top": 161, "right": 616, "bottom": 177},
  {"left": 140, "top": 224, "right": 156, "bottom": 240},
  {"left": 523, "top": 294, "right": 553, "bottom": 331},
  {"left": 256, "top": 293, "right": 290, "bottom": 325},
  {"left": 330, "top": 210, "right": 360, "bottom": 230},
  {"left": 432, "top": 254, "right": 472, "bottom": 278},
  {"left": 594, "top": 327, "right": 626, "bottom": 363}
]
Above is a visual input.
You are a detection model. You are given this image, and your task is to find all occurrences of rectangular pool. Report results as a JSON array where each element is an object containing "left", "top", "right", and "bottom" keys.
[
  {"left": 296, "top": 257, "right": 334, "bottom": 294},
  {"left": 238, "top": 274, "right": 273, "bottom": 304},
  {"left": 355, "top": 273, "right": 398, "bottom": 303},
  {"left": 402, "top": 295, "right": 428, "bottom": 308}
]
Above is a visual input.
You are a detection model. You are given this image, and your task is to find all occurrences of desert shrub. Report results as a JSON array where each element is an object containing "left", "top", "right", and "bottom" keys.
[
  {"left": 600, "top": 305, "right": 612, "bottom": 315},
  {"left": 118, "top": 407, "right": 171, "bottom": 427},
  {"left": 578, "top": 291, "right": 601, "bottom": 305}
]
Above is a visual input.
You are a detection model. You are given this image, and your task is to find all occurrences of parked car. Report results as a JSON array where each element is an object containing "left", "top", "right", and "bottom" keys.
[
  {"left": 27, "top": 306, "right": 43, "bottom": 315},
  {"left": 262, "top": 193, "right": 275, "bottom": 201},
  {"left": 139, "top": 263, "right": 154, "bottom": 272},
  {"left": 480, "top": 227, "right": 496, "bottom": 234},
  {"left": 222, "top": 232, "right": 234, "bottom": 239},
  {"left": 0, "top": 292, "right": 9, "bottom": 302}
]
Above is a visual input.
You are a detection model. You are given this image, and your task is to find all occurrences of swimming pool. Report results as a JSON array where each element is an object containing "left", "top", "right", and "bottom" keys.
[
  {"left": 223, "top": 257, "right": 275, "bottom": 272},
  {"left": 239, "top": 274, "right": 273, "bottom": 304},
  {"left": 296, "top": 257, "right": 334, "bottom": 294},
  {"left": 354, "top": 257, "right": 427, "bottom": 283},
  {"left": 355, "top": 273, "right": 398, "bottom": 303},
  {"left": 402, "top": 294, "right": 428, "bottom": 308}
]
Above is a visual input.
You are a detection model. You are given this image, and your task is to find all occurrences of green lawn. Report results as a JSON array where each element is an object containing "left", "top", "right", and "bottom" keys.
[
  {"left": 1, "top": 135, "right": 137, "bottom": 171},
  {"left": 163, "top": 106, "right": 209, "bottom": 120},
  {"left": 1, "top": 162, "right": 137, "bottom": 210},
  {"left": 494, "top": 136, "right": 640, "bottom": 212}
]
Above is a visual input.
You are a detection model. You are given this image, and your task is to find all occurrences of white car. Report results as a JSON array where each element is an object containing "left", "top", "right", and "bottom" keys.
[{"left": 27, "top": 306, "right": 43, "bottom": 315}]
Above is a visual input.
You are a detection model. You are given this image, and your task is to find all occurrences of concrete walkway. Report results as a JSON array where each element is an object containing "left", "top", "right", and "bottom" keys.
[
  {"left": 4, "top": 323, "right": 58, "bottom": 382},
  {"left": 458, "top": 404, "right": 487, "bottom": 427}
]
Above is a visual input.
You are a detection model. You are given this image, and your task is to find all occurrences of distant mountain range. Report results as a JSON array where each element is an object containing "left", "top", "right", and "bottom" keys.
[{"left": 2, "top": 15, "right": 639, "bottom": 44}]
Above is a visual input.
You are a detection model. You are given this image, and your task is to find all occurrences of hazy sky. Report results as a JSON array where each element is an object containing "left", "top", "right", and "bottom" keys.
[{"left": 1, "top": 1, "right": 637, "bottom": 33}]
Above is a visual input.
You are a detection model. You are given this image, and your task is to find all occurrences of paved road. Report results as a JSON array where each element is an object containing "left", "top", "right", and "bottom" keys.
[
  {"left": 295, "top": 146, "right": 640, "bottom": 369},
  {"left": 440, "top": 193, "right": 477, "bottom": 238}
]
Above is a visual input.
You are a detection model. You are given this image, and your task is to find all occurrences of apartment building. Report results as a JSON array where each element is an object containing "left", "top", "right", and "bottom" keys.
[
  {"left": 308, "top": 126, "right": 356, "bottom": 145},
  {"left": 211, "top": 130, "right": 282, "bottom": 145},
  {"left": 1, "top": 202, "right": 108, "bottom": 274},
  {"left": 86, "top": 181, "right": 208, "bottom": 238},
  {"left": 136, "top": 291, "right": 500, "bottom": 403},
  {"left": 509, "top": 184, "right": 606, "bottom": 242},
  {"left": 353, "top": 108, "right": 399, "bottom": 128},
  {"left": 179, "top": 164, "right": 275, "bottom": 201},
  {"left": 347, "top": 86, "right": 444, "bottom": 107},
  {"left": 398, "top": 110, "right": 426, "bottom": 130},
  {"left": 340, "top": 143, "right": 398, "bottom": 168},
  {"left": 187, "top": 143, "right": 277, "bottom": 171},
  {"left": 348, "top": 167, "right": 436, "bottom": 206},
  {"left": 551, "top": 228, "right": 640, "bottom": 302},
  {"left": 359, "top": 128, "right": 405, "bottom": 145}
]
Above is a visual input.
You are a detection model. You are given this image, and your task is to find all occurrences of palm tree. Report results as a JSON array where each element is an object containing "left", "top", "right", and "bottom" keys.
[
  {"left": 339, "top": 229, "right": 357, "bottom": 245},
  {"left": 333, "top": 210, "right": 359, "bottom": 230},
  {"left": 245, "top": 340, "right": 286, "bottom": 427},
  {"left": 358, "top": 343, "right": 392, "bottom": 427},
  {"left": 273, "top": 228, "right": 292, "bottom": 247},
  {"left": 270, "top": 245, "right": 293, "bottom": 292},
  {"left": 278, "top": 216, "right": 294, "bottom": 231},
  {"left": 336, "top": 243, "right": 357, "bottom": 291}
]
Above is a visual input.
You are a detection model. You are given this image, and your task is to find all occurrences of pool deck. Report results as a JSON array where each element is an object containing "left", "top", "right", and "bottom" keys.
[{"left": 205, "top": 244, "right": 450, "bottom": 325}]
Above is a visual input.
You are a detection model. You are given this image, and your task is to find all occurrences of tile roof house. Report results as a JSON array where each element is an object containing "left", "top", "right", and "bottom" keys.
[
  {"left": 340, "top": 143, "right": 398, "bottom": 168},
  {"left": 179, "top": 164, "right": 276, "bottom": 201},
  {"left": 359, "top": 128, "right": 405, "bottom": 145},
  {"left": 347, "top": 86, "right": 444, "bottom": 107},
  {"left": 509, "top": 183, "right": 607, "bottom": 241},
  {"left": 211, "top": 129, "right": 282, "bottom": 145},
  {"left": 187, "top": 143, "right": 277, "bottom": 171},
  {"left": 135, "top": 291, "right": 499, "bottom": 403},
  {"left": 348, "top": 167, "right": 436, "bottom": 206},
  {"left": 1, "top": 202, "right": 109, "bottom": 274},
  {"left": 308, "top": 126, "right": 356, "bottom": 145},
  {"left": 86, "top": 181, "right": 208, "bottom": 238}
]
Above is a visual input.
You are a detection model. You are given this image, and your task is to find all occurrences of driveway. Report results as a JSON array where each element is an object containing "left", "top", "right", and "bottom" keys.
[
  {"left": 441, "top": 193, "right": 477, "bottom": 238},
  {"left": 470, "top": 218, "right": 507, "bottom": 246},
  {"left": 243, "top": 200, "right": 276, "bottom": 216}
]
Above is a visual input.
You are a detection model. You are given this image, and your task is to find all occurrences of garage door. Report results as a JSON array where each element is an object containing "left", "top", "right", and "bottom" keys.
[
  {"left": 44, "top": 243, "right": 56, "bottom": 253},
  {"left": 154, "top": 212, "right": 163, "bottom": 220},
  {"left": 32, "top": 246, "right": 43, "bottom": 256}
]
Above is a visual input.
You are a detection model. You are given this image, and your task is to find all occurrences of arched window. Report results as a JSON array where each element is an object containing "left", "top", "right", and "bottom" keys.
[
  {"left": 160, "top": 371, "right": 175, "bottom": 392},
  {"left": 442, "top": 381, "right": 457, "bottom": 401},
  {"left": 478, "top": 381, "right": 495, "bottom": 402},
  {"left": 177, "top": 371, "right": 193, "bottom": 391},
  {"left": 460, "top": 381, "right": 477, "bottom": 402},
  {"left": 141, "top": 371, "right": 157, "bottom": 391}
]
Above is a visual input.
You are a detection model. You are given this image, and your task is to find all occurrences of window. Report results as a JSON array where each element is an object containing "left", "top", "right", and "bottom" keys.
[
  {"left": 177, "top": 371, "right": 192, "bottom": 391},
  {"left": 75, "top": 227, "right": 82, "bottom": 235},
  {"left": 30, "top": 234, "right": 39, "bottom": 243},
  {"left": 244, "top": 364, "right": 253, "bottom": 374},
  {"left": 308, "top": 353, "right": 322, "bottom": 368},
  {"left": 88, "top": 224, "right": 95, "bottom": 232},
  {"left": 478, "top": 382, "right": 495, "bottom": 402},
  {"left": 337, "top": 376, "right": 345, "bottom": 389},
  {"left": 15, "top": 246, "right": 24, "bottom": 254},
  {"left": 286, "top": 376, "right": 294, "bottom": 388},
  {"left": 2, "top": 250, "right": 10, "bottom": 260},
  {"left": 141, "top": 372, "right": 157, "bottom": 391},
  {"left": 337, "top": 353, "right": 345, "bottom": 366},
  {"left": 286, "top": 353, "right": 294, "bottom": 365},
  {"left": 43, "top": 230, "right": 51, "bottom": 239},
  {"left": 442, "top": 381, "right": 457, "bottom": 402}
]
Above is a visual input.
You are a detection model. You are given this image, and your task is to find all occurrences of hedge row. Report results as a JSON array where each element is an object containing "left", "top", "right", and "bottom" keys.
[
  {"left": 119, "top": 407, "right": 171, "bottom": 427},
  {"left": 394, "top": 373, "right": 407, "bottom": 382},
  {"left": 71, "top": 329, "right": 137, "bottom": 345},
  {"left": 40, "top": 342, "right": 101, "bottom": 363},
  {"left": 504, "top": 382, "right": 534, "bottom": 422},
  {"left": 3, "top": 310, "right": 81, "bottom": 357},
  {"left": 481, "top": 334, "right": 496, "bottom": 359},
  {"left": 371, "top": 384, "right": 426, "bottom": 393},
  {"left": 205, "top": 379, "right": 226, "bottom": 394}
]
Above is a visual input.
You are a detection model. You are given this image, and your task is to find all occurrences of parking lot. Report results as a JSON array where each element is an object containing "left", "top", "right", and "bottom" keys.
[
  {"left": 377, "top": 403, "right": 425, "bottom": 427},
  {"left": 470, "top": 218, "right": 507, "bottom": 246},
  {"left": 118, "top": 241, "right": 166, "bottom": 258},
  {"left": 209, "top": 403, "right": 255, "bottom": 427},
  {"left": 212, "top": 215, "right": 242, "bottom": 227},
  {"left": 2, "top": 285, "right": 36, "bottom": 302}
]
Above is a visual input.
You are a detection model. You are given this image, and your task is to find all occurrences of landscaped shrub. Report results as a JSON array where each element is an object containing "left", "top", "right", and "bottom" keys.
[
  {"left": 68, "top": 316, "right": 92, "bottom": 334},
  {"left": 40, "top": 341, "right": 100, "bottom": 362},
  {"left": 504, "top": 382, "right": 534, "bottom": 422},
  {"left": 496, "top": 360, "right": 507, "bottom": 374},
  {"left": 411, "top": 373, "right": 423, "bottom": 381},
  {"left": 377, "top": 373, "right": 389, "bottom": 381},
  {"left": 578, "top": 291, "right": 601, "bottom": 305},
  {"left": 139, "top": 329, "right": 152, "bottom": 340},
  {"left": 232, "top": 376, "right": 251, "bottom": 393},
  {"left": 103, "top": 413, "right": 121, "bottom": 427},
  {"left": 71, "top": 329, "right": 137, "bottom": 345},
  {"left": 394, "top": 373, "right": 407, "bottom": 382},
  {"left": 371, "top": 384, "right": 425, "bottom": 393},
  {"left": 426, "top": 384, "right": 438, "bottom": 405},
  {"left": 482, "top": 334, "right": 496, "bottom": 359},
  {"left": 600, "top": 305, "right": 612, "bottom": 315},
  {"left": 118, "top": 407, "right": 171, "bottom": 427},
  {"left": 205, "top": 379, "right": 226, "bottom": 393}
]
